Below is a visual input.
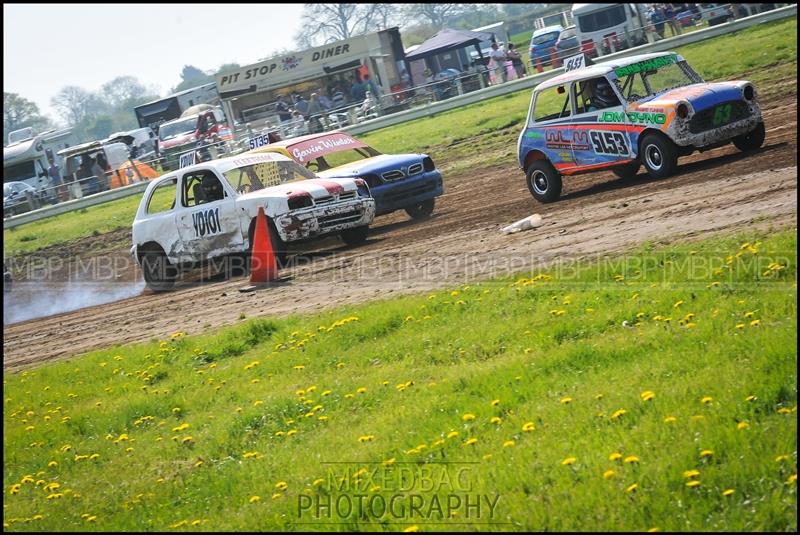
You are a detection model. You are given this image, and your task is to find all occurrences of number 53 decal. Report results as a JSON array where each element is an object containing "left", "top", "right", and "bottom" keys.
[{"left": 589, "top": 130, "right": 630, "bottom": 156}]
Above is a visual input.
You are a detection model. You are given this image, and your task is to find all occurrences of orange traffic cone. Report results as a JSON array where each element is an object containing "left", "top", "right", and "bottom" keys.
[{"left": 249, "top": 206, "right": 279, "bottom": 284}]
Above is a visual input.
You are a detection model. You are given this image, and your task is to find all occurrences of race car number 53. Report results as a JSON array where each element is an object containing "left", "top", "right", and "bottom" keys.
[{"left": 590, "top": 130, "right": 630, "bottom": 156}]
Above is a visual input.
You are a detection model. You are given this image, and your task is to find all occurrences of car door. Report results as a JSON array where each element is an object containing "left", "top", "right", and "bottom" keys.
[
  {"left": 174, "top": 167, "right": 244, "bottom": 261},
  {"left": 569, "top": 75, "right": 633, "bottom": 169}
]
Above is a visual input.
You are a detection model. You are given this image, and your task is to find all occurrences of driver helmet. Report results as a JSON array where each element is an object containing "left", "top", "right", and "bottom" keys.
[
  {"left": 201, "top": 174, "right": 222, "bottom": 201},
  {"left": 594, "top": 79, "right": 616, "bottom": 107}
]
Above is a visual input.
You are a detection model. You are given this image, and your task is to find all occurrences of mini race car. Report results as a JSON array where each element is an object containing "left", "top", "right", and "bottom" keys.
[
  {"left": 246, "top": 132, "right": 444, "bottom": 219},
  {"left": 131, "top": 152, "right": 376, "bottom": 291},
  {"left": 517, "top": 51, "right": 765, "bottom": 202}
]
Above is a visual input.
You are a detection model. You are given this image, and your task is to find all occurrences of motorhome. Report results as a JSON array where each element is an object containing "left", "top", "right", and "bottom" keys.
[
  {"left": 572, "top": 3, "right": 647, "bottom": 57},
  {"left": 3, "top": 127, "right": 79, "bottom": 197}
]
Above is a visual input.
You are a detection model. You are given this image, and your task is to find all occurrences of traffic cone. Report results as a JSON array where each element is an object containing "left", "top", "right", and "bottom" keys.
[{"left": 249, "top": 206, "right": 279, "bottom": 283}]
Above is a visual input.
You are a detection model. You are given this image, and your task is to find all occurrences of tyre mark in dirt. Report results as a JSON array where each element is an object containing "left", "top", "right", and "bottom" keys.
[{"left": 3, "top": 94, "right": 797, "bottom": 370}]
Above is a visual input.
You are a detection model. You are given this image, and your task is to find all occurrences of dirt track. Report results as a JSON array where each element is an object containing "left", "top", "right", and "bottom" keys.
[{"left": 3, "top": 94, "right": 797, "bottom": 370}]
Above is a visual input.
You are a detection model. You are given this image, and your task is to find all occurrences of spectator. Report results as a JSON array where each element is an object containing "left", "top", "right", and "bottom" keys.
[
  {"left": 46, "top": 151, "right": 67, "bottom": 203},
  {"left": 400, "top": 68, "right": 411, "bottom": 87},
  {"left": 332, "top": 88, "right": 347, "bottom": 109},
  {"left": 91, "top": 155, "right": 109, "bottom": 192},
  {"left": 665, "top": 4, "right": 682, "bottom": 36},
  {"left": 293, "top": 94, "right": 309, "bottom": 115},
  {"left": 307, "top": 93, "right": 323, "bottom": 133},
  {"left": 489, "top": 42, "right": 507, "bottom": 83},
  {"left": 362, "top": 73, "right": 380, "bottom": 98},
  {"left": 275, "top": 96, "right": 292, "bottom": 122},
  {"left": 350, "top": 76, "right": 366, "bottom": 102},
  {"left": 318, "top": 92, "right": 333, "bottom": 112},
  {"left": 506, "top": 42, "right": 526, "bottom": 79},
  {"left": 76, "top": 156, "right": 96, "bottom": 196}
]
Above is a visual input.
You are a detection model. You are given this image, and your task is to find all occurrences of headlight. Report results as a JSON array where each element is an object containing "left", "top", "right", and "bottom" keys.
[
  {"left": 743, "top": 85, "right": 755, "bottom": 101},
  {"left": 676, "top": 102, "right": 691, "bottom": 119},
  {"left": 287, "top": 194, "right": 312, "bottom": 210},
  {"left": 354, "top": 178, "right": 371, "bottom": 198},
  {"left": 422, "top": 156, "right": 435, "bottom": 172}
]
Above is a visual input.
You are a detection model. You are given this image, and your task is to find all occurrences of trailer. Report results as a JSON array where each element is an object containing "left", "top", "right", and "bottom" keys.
[
  {"left": 133, "top": 82, "right": 220, "bottom": 131},
  {"left": 3, "top": 127, "right": 79, "bottom": 197}
]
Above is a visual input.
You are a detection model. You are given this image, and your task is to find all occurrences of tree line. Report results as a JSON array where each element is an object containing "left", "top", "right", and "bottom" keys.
[{"left": 5, "top": 3, "right": 556, "bottom": 146}]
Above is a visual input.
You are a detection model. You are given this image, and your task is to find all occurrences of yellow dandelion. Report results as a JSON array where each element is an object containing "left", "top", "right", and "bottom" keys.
[
  {"left": 640, "top": 391, "right": 655, "bottom": 401},
  {"left": 356, "top": 387, "right": 367, "bottom": 394},
  {"left": 9, "top": 484, "right": 21, "bottom": 495},
  {"left": 609, "top": 452, "right": 623, "bottom": 462},
  {"left": 358, "top": 435, "right": 375, "bottom": 443},
  {"left": 403, "top": 526, "right": 419, "bottom": 533},
  {"left": 561, "top": 457, "right": 577, "bottom": 466},
  {"left": 253, "top": 400, "right": 263, "bottom": 407},
  {"left": 313, "top": 478, "right": 325, "bottom": 486},
  {"left": 745, "top": 395, "right": 757, "bottom": 402},
  {"left": 249, "top": 495, "right": 261, "bottom": 503},
  {"left": 462, "top": 413, "right": 476, "bottom": 422},
  {"left": 786, "top": 474, "right": 797, "bottom": 485},
  {"left": 611, "top": 409, "right": 626, "bottom": 420},
  {"left": 624, "top": 455, "right": 640, "bottom": 464},
  {"left": 735, "top": 323, "right": 746, "bottom": 330},
  {"left": 647, "top": 528, "right": 659, "bottom": 533},
  {"left": 683, "top": 470, "right": 700, "bottom": 479},
  {"left": 737, "top": 421, "right": 749, "bottom": 430},
  {"left": 491, "top": 399, "right": 500, "bottom": 406},
  {"left": 701, "top": 396, "right": 713, "bottom": 404},
  {"left": 194, "top": 460, "right": 203, "bottom": 468},
  {"left": 700, "top": 450, "right": 714, "bottom": 458},
  {"left": 722, "top": 489, "right": 735, "bottom": 497},
  {"left": 603, "top": 470, "right": 616, "bottom": 479},
  {"left": 775, "top": 455, "right": 791, "bottom": 463},
  {"left": 673, "top": 300, "right": 684, "bottom": 308},
  {"left": 286, "top": 430, "right": 297, "bottom": 437},
  {"left": 749, "top": 319, "right": 760, "bottom": 327},
  {"left": 503, "top": 440, "right": 515, "bottom": 448},
  {"left": 463, "top": 438, "right": 478, "bottom": 446},
  {"left": 522, "top": 422, "right": 535, "bottom": 432},
  {"left": 275, "top": 481, "right": 288, "bottom": 491},
  {"left": 664, "top": 416, "right": 677, "bottom": 423},
  {"left": 447, "top": 431, "right": 459, "bottom": 439},
  {"left": 48, "top": 461, "right": 58, "bottom": 468},
  {"left": 560, "top": 397, "right": 573, "bottom": 404},
  {"left": 686, "top": 480, "right": 701, "bottom": 488},
  {"left": 490, "top": 416, "right": 502, "bottom": 425},
  {"left": 626, "top": 483, "right": 638, "bottom": 493}
]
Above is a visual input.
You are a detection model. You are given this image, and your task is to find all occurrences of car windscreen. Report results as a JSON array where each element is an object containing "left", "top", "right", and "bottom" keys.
[
  {"left": 532, "top": 31, "right": 560, "bottom": 45},
  {"left": 560, "top": 28, "right": 577, "bottom": 40},
  {"left": 158, "top": 118, "right": 197, "bottom": 141},
  {"left": 614, "top": 57, "right": 703, "bottom": 102},
  {"left": 3, "top": 160, "right": 36, "bottom": 183},
  {"left": 577, "top": 5, "right": 626, "bottom": 32},
  {"left": 222, "top": 161, "right": 318, "bottom": 195}
]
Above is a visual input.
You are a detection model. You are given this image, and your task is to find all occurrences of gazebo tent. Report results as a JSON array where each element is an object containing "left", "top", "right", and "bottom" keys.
[{"left": 404, "top": 28, "right": 496, "bottom": 82}]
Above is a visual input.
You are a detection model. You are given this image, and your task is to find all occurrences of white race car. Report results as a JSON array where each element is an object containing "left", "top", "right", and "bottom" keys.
[{"left": 131, "top": 152, "right": 375, "bottom": 291}]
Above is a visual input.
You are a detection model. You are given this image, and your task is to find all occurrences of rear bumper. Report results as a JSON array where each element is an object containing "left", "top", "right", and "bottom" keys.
[
  {"left": 274, "top": 198, "right": 376, "bottom": 242},
  {"left": 372, "top": 171, "right": 443, "bottom": 215}
]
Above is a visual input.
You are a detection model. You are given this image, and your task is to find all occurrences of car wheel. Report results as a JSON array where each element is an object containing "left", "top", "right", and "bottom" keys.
[
  {"left": 525, "top": 160, "right": 563, "bottom": 203},
  {"left": 404, "top": 198, "right": 436, "bottom": 219},
  {"left": 141, "top": 251, "right": 176, "bottom": 292},
  {"left": 612, "top": 161, "right": 641, "bottom": 180},
  {"left": 733, "top": 122, "right": 765, "bottom": 152},
  {"left": 640, "top": 133, "right": 678, "bottom": 179},
  {"left": 341, "top": 225, "right": 369, "bottom": 246}
]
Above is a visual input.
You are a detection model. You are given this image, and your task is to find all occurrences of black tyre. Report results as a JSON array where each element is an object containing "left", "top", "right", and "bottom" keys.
[
  {"left": 341, "top": 225, "right": 369, "bottom": 246},
  {"left": 525, "top": 160, "right": 563, "bottom": 203},
  {"left": 141, "top": 251, "right": 176, "bottom": 292},
  {"left": 733, "top": 122, "right": 765, "bottom": 152},
  {"left": 404, "top": 198, "right": 436, "bottom": 219},
  {"left": 612, "top": 161, "right": 641, "bottom": 180},
  {"left": 640, "top": 133, "right": 678, "bottom": 179}
]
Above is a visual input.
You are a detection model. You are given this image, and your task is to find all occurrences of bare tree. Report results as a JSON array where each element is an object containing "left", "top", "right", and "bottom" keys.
[
  {"left": 402, "top": 3, "right": 466, "bottom": 29},
  {"left": 50, "top": 86, "right": 105, "bottom": 126},
  {"left": 294, "top": 3, "right": 383, "bottom": 48}
]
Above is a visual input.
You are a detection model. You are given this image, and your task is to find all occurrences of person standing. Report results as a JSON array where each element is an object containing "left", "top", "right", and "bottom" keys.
[
  {"left": 91, "top": 155, "right": 109, "bottom": 192},
  {"left": 306, "top": 93, "right": 323, "bottom": 133},
  {"left": 506, "top": 43, "right": 526, "bottom": 79},
  {"left": 46, "top": 150, "right": 66, "bottom": 203},
  {"left": 350, "top": 75, "right": 365, "bottom": 103},
  {"left": 275, "top": 96, "right": 292, "bottom": 122},
  {"left": 489, "top": 42, "right": 507, "bottom": 83},
  {"left": 665, "top": 4, "right": 682, "bottom": 36}
]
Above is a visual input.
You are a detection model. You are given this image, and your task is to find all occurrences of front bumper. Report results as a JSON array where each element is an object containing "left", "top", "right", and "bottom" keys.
[
  {"left": 372, "top": 171, "right": 443, "bottom": 216},
  {"left": 274, "top": 197, "right": 376, "bottom": 242},
  {"left": 672, "top": 102, "right": 762, "bottom": 148}
]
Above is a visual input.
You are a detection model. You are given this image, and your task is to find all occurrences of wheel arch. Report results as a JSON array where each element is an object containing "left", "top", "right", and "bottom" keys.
[
  {"left": 136, "top": 241, "right": 168, "bottom": 263},
  {"left": 523, "top": 149, "right": 550, "bottom": 171},
  {"left": 635, "top": 128, "right": 670, "bottom": 158}
]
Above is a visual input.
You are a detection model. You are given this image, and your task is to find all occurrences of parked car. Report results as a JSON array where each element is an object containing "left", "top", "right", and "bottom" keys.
[
  {"left": 4, "top": 181, "right": 46, "bottom": 217},
  {"left": 517, "top": 51, "right": 765, "bottom": 203},
  {"left": 131, "top": 152, "right": 376, "bottom": 291},
  {"left": 529, "top": 25, "right": 563, "bottom": 67},
  {"left": 247, "top": 132, "right": 444, "bottom": 219},
  {"left": 698, "top": 3, "right": 733, "bottom": 26},
  {"left": 554, "top": 26, "right": 580, "bottom": 64}
]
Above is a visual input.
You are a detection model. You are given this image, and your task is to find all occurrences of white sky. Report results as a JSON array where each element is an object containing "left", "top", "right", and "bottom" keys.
[{"left": 3, "top": 3, "right": 307, "bottom": 123}]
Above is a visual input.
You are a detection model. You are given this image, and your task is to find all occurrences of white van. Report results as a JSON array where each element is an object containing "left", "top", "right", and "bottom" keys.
[{"left": 572, "top": 3, "right": 647, "bottom": 57}]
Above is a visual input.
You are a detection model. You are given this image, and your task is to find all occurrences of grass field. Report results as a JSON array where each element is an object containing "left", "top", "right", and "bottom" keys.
[
  {"left": 3, "top": 228, "right": 796, "bottom": 531},
  {"left": 3, "top": 17, "right": 797, "bottom": 256}
]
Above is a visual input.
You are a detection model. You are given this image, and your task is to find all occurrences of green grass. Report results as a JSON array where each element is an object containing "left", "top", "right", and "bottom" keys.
[
  {"left": 3, "top": 228, "right": 797, "bottom": 531},
  {"left": 3, "top": 17, "right": 797, "bottom": 256}
]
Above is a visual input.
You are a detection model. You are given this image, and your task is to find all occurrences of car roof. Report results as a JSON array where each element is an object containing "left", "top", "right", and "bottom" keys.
[
  {"left": 263, "top": 131, "right": 355, "bottom": 149},
  {"left": 533, "top": 25, "right": 563, "bottom": 36},
  {"left": 536, "top": 51, "right": 683, "bottom": 90}
]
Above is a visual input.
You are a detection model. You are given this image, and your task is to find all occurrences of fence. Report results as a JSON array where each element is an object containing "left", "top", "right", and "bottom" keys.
[{"left": 4, "top": 3, "right": 796, "bottom": 229}]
